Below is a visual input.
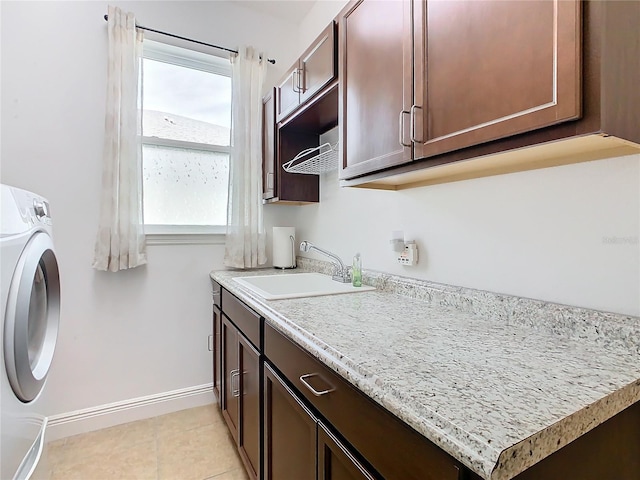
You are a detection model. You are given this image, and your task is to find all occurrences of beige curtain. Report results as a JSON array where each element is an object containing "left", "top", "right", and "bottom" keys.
[
  {"left": 224, "top": 47, "right": 267, "bottom": 268},
  {"left": 93, "top": 5, "right": 146, "bottom": 272}
]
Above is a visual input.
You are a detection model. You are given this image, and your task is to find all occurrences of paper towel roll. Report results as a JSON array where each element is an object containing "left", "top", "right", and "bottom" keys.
[{"left": 273, "top": 227, "right": 296, "bottom": 269}]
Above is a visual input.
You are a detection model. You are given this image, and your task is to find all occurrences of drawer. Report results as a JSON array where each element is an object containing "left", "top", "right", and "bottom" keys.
[
  {"left": 265, "top": 323, "right": 463, "bottom": 480},
  {"left": 211, "top": 279, "right": 222, "bottom": 308},
  {"left": 222, "top": 289, "right": 261, "bottom": 350}
]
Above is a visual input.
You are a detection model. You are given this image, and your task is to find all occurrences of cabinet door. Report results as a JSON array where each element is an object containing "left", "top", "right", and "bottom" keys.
[
  {"left": 221, "top": 315, "right": 239, "bottom": 442},
  {"left": 318, "top": 422, "right": 377, "bottom": 480},
  {"left": 238, "top": 334, "right": 261, "bottom": 480},
  {"left": 339, "top": 0, "right": 413, "bottom": 180},
  {"left": 300, "top": 22, "right": 337, "bottom": 105},
  {"left": 412, "top": 0, "right": 581, "bottom": 159},
  {"left": 262, "top": 90, "right": 276, "bottom": 200},
  {"left": 213, "top": 304, "right": 222, "bottom": 402},
  {"left": 264, "top": 363, "right": 316, "bottom": 480},
  {"left": 276, "top": 63, "right": 301, "bottom": 122}
]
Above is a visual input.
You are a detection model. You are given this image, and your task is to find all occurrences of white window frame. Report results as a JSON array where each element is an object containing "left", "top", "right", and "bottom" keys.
[{"left": 141, "top": 40, "right": 231, "bottom": 244}]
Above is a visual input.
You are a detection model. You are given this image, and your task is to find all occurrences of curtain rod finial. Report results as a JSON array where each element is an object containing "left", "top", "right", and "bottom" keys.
[{"left": 267, "top": 58, "right": 276, "bottom": 65}]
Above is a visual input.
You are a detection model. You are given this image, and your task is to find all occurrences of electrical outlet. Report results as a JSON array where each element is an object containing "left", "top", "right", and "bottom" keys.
[
  {"left": 397, "top": 242, "right": 418, "bottom": 266},
  {"left": 208, "top": 335, "right": 213, "bottom": 352}
]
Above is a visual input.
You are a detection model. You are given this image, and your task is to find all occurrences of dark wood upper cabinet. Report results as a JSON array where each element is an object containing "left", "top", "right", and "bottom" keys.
[
  {"left": 339, "top": 0, "right": 640, "bottom": 189},
  {"left": 339, "top": 0, "right": 413, "bottom": 179},
  {"left": 276, "top": 65, "right": 301, "bottom": 122},
  {"left": 300, "top": 23, "right": 337, "bottom": 105},
  {"left": 276, "top": 22, "right": 337, "bottom": 123},
  {"left": 264, "top": 22, "right": 339, "bottom": 205},
  {"left": 262, "top": 89, "right": 276, "bottom": 201},
  {"left": 412, "top": 0, "right": 581, "bottom": 159}
]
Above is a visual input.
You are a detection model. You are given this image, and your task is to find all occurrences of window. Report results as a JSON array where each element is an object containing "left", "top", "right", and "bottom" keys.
[{"left": 141, "top": 40, "right": 231, "bottom": 239}]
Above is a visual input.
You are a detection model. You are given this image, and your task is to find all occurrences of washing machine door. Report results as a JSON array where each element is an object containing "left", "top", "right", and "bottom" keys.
[{"left": 4, "top": 230, "right": 60, "bottom": 403}]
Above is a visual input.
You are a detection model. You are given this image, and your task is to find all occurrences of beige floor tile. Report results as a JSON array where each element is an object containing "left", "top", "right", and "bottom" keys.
[
  {"left": 155, "top": 404, "right": 222, "bottom": 438},
  {"left": 53, "top": 418, "right": 156, "bottom": 468},
  {"left": 45, "top": 405, "right": 245, "bottom": 480},
  {"left": 46, "top": 438, "right": 67, "bottom": 467},
  {"left": 158, "top": 424, "right": 242, "bottom": 480},
  {"left": 51, "top": 439, "right": 157, "bottom": 480}
]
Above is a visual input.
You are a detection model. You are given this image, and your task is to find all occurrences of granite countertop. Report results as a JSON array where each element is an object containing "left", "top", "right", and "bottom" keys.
[{"left": 210, "top": 261, "right": 640, "bottom": 480}]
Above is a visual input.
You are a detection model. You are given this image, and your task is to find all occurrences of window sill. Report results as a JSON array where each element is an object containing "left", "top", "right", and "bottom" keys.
[{"left": 144, "top": 225, "right": 226, "bottom": 245}]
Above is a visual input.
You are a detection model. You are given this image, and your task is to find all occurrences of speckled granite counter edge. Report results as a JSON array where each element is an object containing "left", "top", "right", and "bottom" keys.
[
  {"left": 491, "top": 378, "right": 640, "bottom": 480},
  {"left": 296, "top": 257, "right": 640, "bottom": 354},
  {"left": 211, "top": 262, "right": 640, "bottom": 479}
]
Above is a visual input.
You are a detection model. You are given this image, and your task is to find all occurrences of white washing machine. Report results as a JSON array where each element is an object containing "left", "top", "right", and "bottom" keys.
[{"left": 1, "top": 184, "right": 60, "bottom": 480}]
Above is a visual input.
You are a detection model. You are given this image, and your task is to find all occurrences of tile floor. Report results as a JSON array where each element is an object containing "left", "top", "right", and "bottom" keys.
[{"left": 46, "top": 404, "right": 249, "bottom": 480}]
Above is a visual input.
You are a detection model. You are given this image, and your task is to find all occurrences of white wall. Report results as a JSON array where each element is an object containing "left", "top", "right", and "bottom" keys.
[
  {"left": 292, "top": 159, "right": 640, "bottom": 316},
  {"left": 0, "top": 0, "right": 297, "bottom": 425},
  {"left": 293, "top": 1, "right": 640, "bottom": 317}
]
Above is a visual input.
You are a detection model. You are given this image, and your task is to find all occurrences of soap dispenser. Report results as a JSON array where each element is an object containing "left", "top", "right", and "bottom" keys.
[{"left": 352, "top": 253, "right": 362, "bottom": 287}]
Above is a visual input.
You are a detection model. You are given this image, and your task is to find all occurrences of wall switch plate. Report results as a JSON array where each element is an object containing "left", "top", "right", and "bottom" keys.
[
  {"left": 208, "top": 335, "right": 213, "bottom": 352},
  {"left": 397, "top": 242, "right": 418, "bottom": 266}
]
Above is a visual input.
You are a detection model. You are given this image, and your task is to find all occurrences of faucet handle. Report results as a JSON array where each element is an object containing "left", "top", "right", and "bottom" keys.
[{"left": 331, "top": 268, "right": 351, "bottom": 283}]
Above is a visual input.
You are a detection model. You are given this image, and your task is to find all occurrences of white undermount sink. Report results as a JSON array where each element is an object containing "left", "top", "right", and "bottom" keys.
[{"left": 233, "top": 272, "right": 375, "bottom": 300}]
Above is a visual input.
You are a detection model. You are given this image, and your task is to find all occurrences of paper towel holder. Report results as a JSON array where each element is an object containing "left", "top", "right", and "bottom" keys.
[
  {"left": 274, "top": 234, "right": 297, "bottom": 270},
  {"left": 289, "top": 235, "right": 297, "bottom": 269}
]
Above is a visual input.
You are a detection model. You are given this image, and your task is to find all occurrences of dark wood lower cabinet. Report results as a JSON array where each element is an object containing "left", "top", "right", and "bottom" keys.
[
  {"left": 238, "top": 334, "right": 261, "bottom": 479},
  {"left": 264, "top": 362, "right": 377, "bottom": 480},
  {"left": 221, "top": 316, "right": 239, "bottom": 441},
  {"left": 221, "top": 314, "right": 261, "bottom": 480},
  {"left": 264, "top": 363, "right": 316, "bottom": 480},
  {"left": 318, "top": 422, "right": 376, "bottom": 480},
  {"left": 212, "top": 304, "right": 222, "bottom": 401}
]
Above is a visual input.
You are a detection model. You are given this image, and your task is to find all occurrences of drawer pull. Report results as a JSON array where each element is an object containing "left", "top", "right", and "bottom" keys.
[{"left": 299, "top": 373, "right": 335, "bottom": 396}]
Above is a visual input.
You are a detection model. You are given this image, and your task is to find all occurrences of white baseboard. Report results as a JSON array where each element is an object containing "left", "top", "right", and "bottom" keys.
[{"left": 47, "top": 383, "right": 216, "bottom": 442}]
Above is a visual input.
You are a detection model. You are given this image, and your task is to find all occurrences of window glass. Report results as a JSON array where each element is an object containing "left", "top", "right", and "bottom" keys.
[
  {"left": 142, "top": 145, "right": 229, "bottom": 226},
  {"left": 143, "top": 59, "right": 231, "bottom": 145},
  {"left": 141, "top": 41, "right": 231, "bottom": 233}
]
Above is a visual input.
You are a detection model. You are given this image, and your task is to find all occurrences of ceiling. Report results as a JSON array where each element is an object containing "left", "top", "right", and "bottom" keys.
[{"left": 233, "top": 0, "right": 318, "bottom": 24}]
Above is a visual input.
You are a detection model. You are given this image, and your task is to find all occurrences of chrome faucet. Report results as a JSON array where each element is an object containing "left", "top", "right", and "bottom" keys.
[{"left": 300, "top": 241, "right": 351, "bottom": 283}]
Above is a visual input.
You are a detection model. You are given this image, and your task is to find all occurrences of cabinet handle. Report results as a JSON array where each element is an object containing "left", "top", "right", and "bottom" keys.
[
  {"left": 299, "top": 67, "right": 305, "bottom": 93},
  {"left": 410, "top": 104, "right": 423, "bottom": 143},
  {"left": 398, "top": 110, "right": 411, "bottom": 147},
  {"left": 292, "top": 68, "right": 302, "bottom": 93},
  {"left": 267, "top": 172, "right": 274, "bottom": 189},
  {"left": 231, "top": 369, "right": 240, "bottom": 397},
  {"left": 299, "top": 373, "right": 335, "bottom": 396}
]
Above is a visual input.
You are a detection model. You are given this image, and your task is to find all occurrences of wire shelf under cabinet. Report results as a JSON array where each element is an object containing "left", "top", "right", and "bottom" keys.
[{"left": 282, "top": 142, "right": 339, "bottom": 175}]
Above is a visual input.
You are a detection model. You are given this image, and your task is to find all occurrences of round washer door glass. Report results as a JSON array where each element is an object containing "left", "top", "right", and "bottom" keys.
[{"left": 4, "top": 231, "right": 60, "bottom": 402}]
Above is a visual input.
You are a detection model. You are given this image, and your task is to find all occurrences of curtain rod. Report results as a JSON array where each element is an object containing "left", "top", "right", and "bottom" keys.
[{"left": 103, "top": 14, "right": 276, "bottom": 64}]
